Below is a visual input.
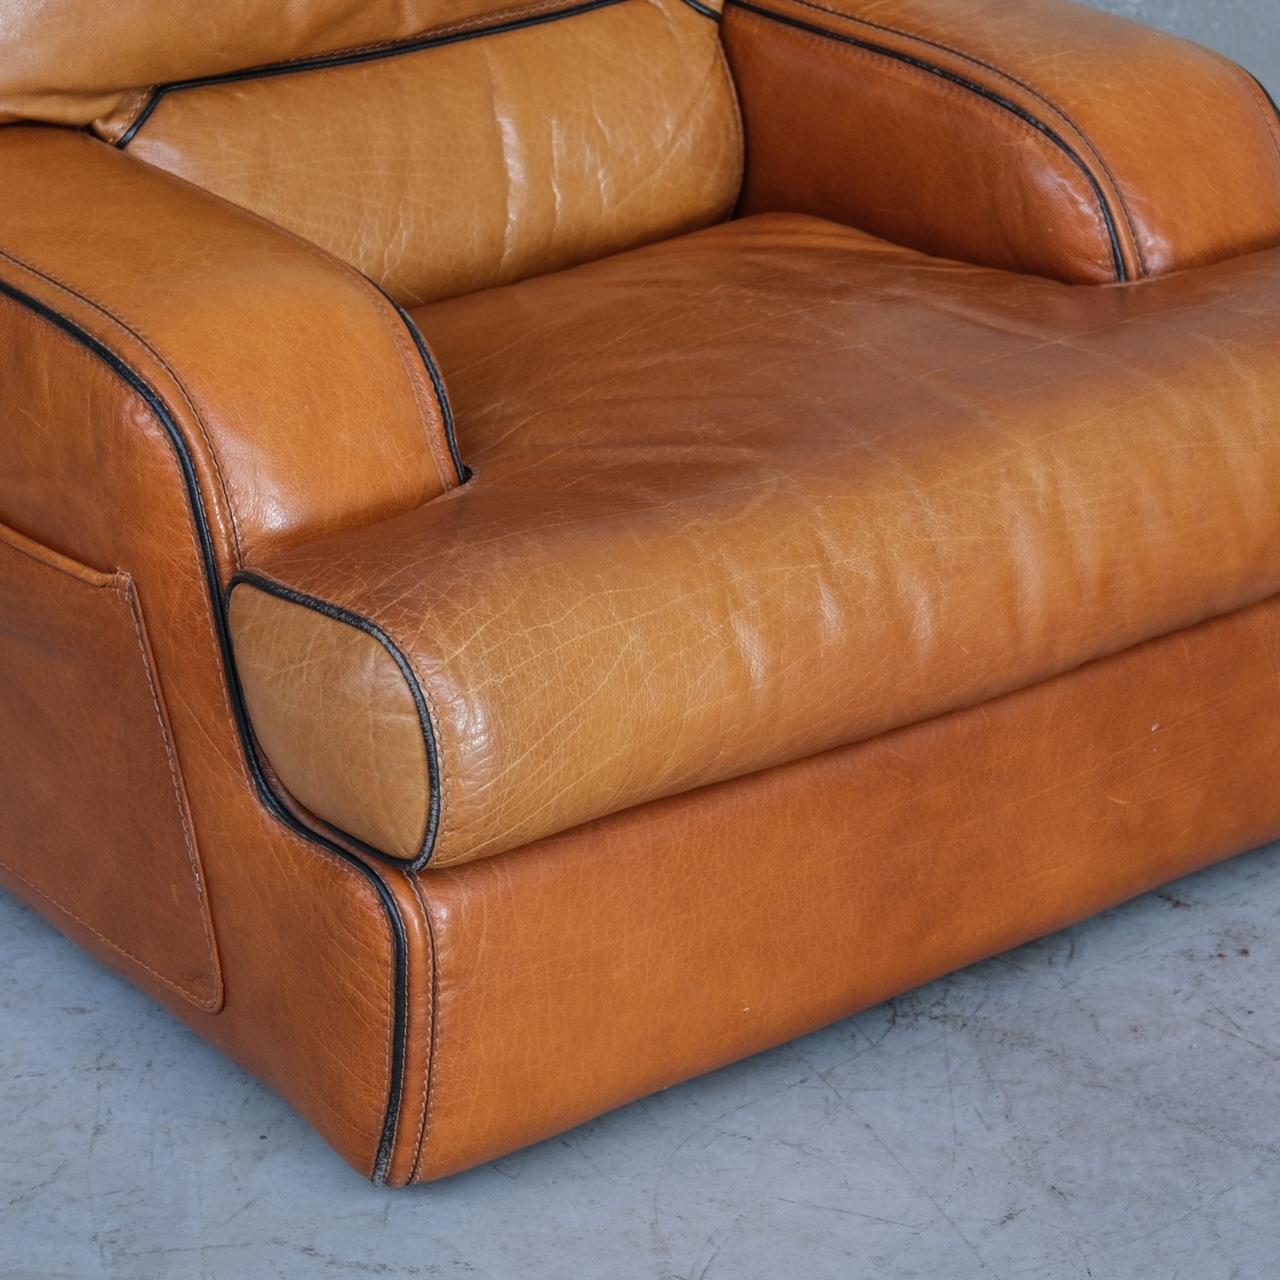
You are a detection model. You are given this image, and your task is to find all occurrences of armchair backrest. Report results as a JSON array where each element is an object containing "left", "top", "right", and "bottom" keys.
[{"left": 1, "top": 0, "right": 742, "bottom": 302}]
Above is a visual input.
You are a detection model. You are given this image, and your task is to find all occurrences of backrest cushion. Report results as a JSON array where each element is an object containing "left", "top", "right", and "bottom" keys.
[{"left": 1, "top": 0, "right": 741, "bottom": 303}]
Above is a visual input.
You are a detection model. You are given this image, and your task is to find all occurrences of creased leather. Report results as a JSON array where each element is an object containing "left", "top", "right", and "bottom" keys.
[
  {"left": 0, "top": 0, "right": 588, "bottom": 126},
  {"left": 0, "top": 127, "right": 459, "bottom": 563},
  {"left": 230, "top": 585, "right": 433, "bottom": 861},
  {"left": 121, "top": 0, "right": 741, "bottom": 304},
  {"left": 235, "top": 215, "right": 1280, "bottom": 867},
  {"left": 0, "top": 281, "right": 405, "bottom": 1178},
  {"left": 724, "top": 0, "right": 1280, "bottom": 282}
]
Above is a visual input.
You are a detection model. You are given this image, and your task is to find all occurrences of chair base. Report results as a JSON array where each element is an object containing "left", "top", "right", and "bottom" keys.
[{"left": 399, "top": 594, "right": 1280, "bottom": 1181}]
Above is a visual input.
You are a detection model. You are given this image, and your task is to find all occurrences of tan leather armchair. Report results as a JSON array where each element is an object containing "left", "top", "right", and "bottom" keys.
[{"left": 2, "top": 0, "right": 1279, "bottom": 1183}]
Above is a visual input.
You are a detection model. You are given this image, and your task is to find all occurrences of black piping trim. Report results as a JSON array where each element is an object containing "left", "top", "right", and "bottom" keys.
[
  {"left": 0, "top": 277, "right": 410, "bottom": 1186},
  {"left": 726, "top": 0, "right": 1129, "bottom": 283},
  {"left": 383, "top": 294, "right": 472, "bottom": 484},
  {"left": 116, "top": 0, "right": 627, "bottom": 148},
  {"left": 229, "top": 572, "right": 444, "bottom": 873},
  {"left": 681, "top": 0, "right": 723, "bottom": 20}
]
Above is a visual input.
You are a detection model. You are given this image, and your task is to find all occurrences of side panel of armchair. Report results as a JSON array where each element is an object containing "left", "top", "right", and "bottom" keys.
[
  {"left": 0, "top": 127, "right": 452, "bottom": 1179},
  {"left": 723, "top": 0, "right": 1280, "bottom": 282}
]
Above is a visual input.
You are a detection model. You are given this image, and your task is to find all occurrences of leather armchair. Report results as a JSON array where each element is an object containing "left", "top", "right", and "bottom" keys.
[{"left": 2, "top": 0, "right": 1279, "bottom": 1183}]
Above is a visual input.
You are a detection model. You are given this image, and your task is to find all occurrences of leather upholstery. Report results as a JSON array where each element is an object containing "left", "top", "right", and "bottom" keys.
[
  {"left": 0, "top": 0, "right": 604, "bottom": 125},
  {"left": 232, "top": 214, "right": 1280, "bottom": 867},
  {"left": 406, "top": 592, "right": 1280, "bottom": 1180},
  {"left": 724, "top": 0, "right": 1280, "bottom": 281},
  {"left": 0, "top": 263, "right": 411, "bottom": 1178},
  {"left": 2, "top": 0, "right": 1279, "bottom": 1187},
  {"left": 0, "top": 520, "right": 221, "bottom": 1011},
  {"left": 1, "top": 0, "right": 742, "bottom": 306},
  {"left": 231, "top": 584, "right": 435, "bottom": 862},
  {"left": 0, "top": 127, "right": 461, "bottom": 561},
  {"left": 118, "top": 0, "right": 742, "bottom": 304}
]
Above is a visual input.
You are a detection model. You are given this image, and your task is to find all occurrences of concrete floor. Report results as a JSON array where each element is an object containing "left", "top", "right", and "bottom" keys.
[{"left": 1, "top": 841, "right": 1277, "bottom": 1279}]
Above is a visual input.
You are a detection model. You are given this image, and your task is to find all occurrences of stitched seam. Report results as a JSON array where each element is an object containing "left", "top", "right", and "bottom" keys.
[
  {"left": 383, "top": 297, "right": 469, "bottom": 488},
  {"left": 0, "top": 280, "right": 406, "bottom": 1183},
  {"left": 0, "top": 554, "right": 215, "bottom": 1006},
  {"left": 0, "top": 294, "right": 257, "bottom": 798},
  {"left": 398, "top": 648, "right": 452, "bottom": 863},
  {"left": 116, "top": 0, "right": 627, "bottom": 147},
  {"left": 196, "top": 0, "right": 591, "bottom": 78},
  {"left": 370, "top": 896, "right": 397, "bottom": 1179},
  {"left": 0, "top": 855, "right": 215, "bottom": 1006},
  {"left": 107, "top": 0, "right": 565, "bottom": 141},
  {"left": 104, "top": 88, "right": 155, "bottom": 143},
  {"left": 371, "top": 303, "right": 455, "bottom": 492},
  {"left": 230, "top": 574, "right": 447, "bottom": 867},
  {"left": 119, "top": 578, "right": 221, "bottom": 1006},
  {"left": 731, "top": 7, "right": 1114, "bottom": 262},
  {"left": 0, "top": 247, "right": 247, "bottom": 565},
  {"left": 382, "top": 885, "right": 410, "bottom": 1180},
  {"left": 728, "top": 0, "right": 1125, "bottom": 281},
  {"left": 130, "top": 164, "right": 462, "bottom": 495},
  {"left": 0, "top": 523, "right": 117, "bottom": 587},
  {"left": 348, "top": 619, "right": 450, "bottom": 864},
  {"left": 0, "top": 586, "right": 214, "bottom": 1006},
  {"left": 2, "top": 193, "right": 454, "bottom": 508},
  {"left": 0, "top": 287, "right": 251, "bottom": 796},
  {"left": 406, "top": 873, "right": 435, "bottom": 1184},
  {"left": 415, "top": 892, "right": 442, "bottom": 1184},
  {"left": 765, "top": 0, "right": 1148, "bottom": 277}
]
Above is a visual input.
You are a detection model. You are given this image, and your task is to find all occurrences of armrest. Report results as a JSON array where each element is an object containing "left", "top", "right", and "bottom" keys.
[
  {"left": 0, "top": 126, "right": 462, "bottom": 567},
  {"left": 722, "top": 0, "right": 1280, "bottom": 282}
]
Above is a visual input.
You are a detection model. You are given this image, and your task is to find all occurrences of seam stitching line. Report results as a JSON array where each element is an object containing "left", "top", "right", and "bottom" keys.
[
  {"left": 417, "top": 891, "right": 443, "bottom": 1184},
  {"left": 406, "top": 873, "right": 436, "bottom": 1184},
  {"left": 0, "top": 856, "right": 213, "bottom": 1006},
  {"left": 386, "top": 297, "right": 471, "bottom": 485},
  {"left": 0, "top": 277, "right": 409, "bottom": 1186},
  {"left": 108, "top": 160, "right": 464, "bottom": 495},
  {"left": 0, "top": 522, "right": 117, "bottom": 586},
  {"left": 0, "top": 515, "right": 215, "bottom": 1006},
  {"left": 371, "top": 899, "right": 397, "bottom": 1179},
  {"left": 120, "top": 578, "right": 222, "bottom": 1007},
  {"left": 767, "top": 0, "right": 1147, "bottom": 277},
  {"left": 0, "top": 246, "right": 247, "bottom": 564},
  {"left": 229, "top": 573, "right": 446, "bottom": 871},
  {"left": 115, "top": 0, "right": 629, "bottom": 148},
  {"left": 727, "top": 0, "right": 1128, "bottom": 282}
]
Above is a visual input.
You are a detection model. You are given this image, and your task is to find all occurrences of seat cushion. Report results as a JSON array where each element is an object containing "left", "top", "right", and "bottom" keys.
[{"left": 229, "top": 213, "right": 1280, "bottom": 868}]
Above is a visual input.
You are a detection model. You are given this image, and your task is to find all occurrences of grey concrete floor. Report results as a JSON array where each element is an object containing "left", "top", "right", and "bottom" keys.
[{"left": 1, "top": 841, "right": 1278, "bottom": 1279}]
